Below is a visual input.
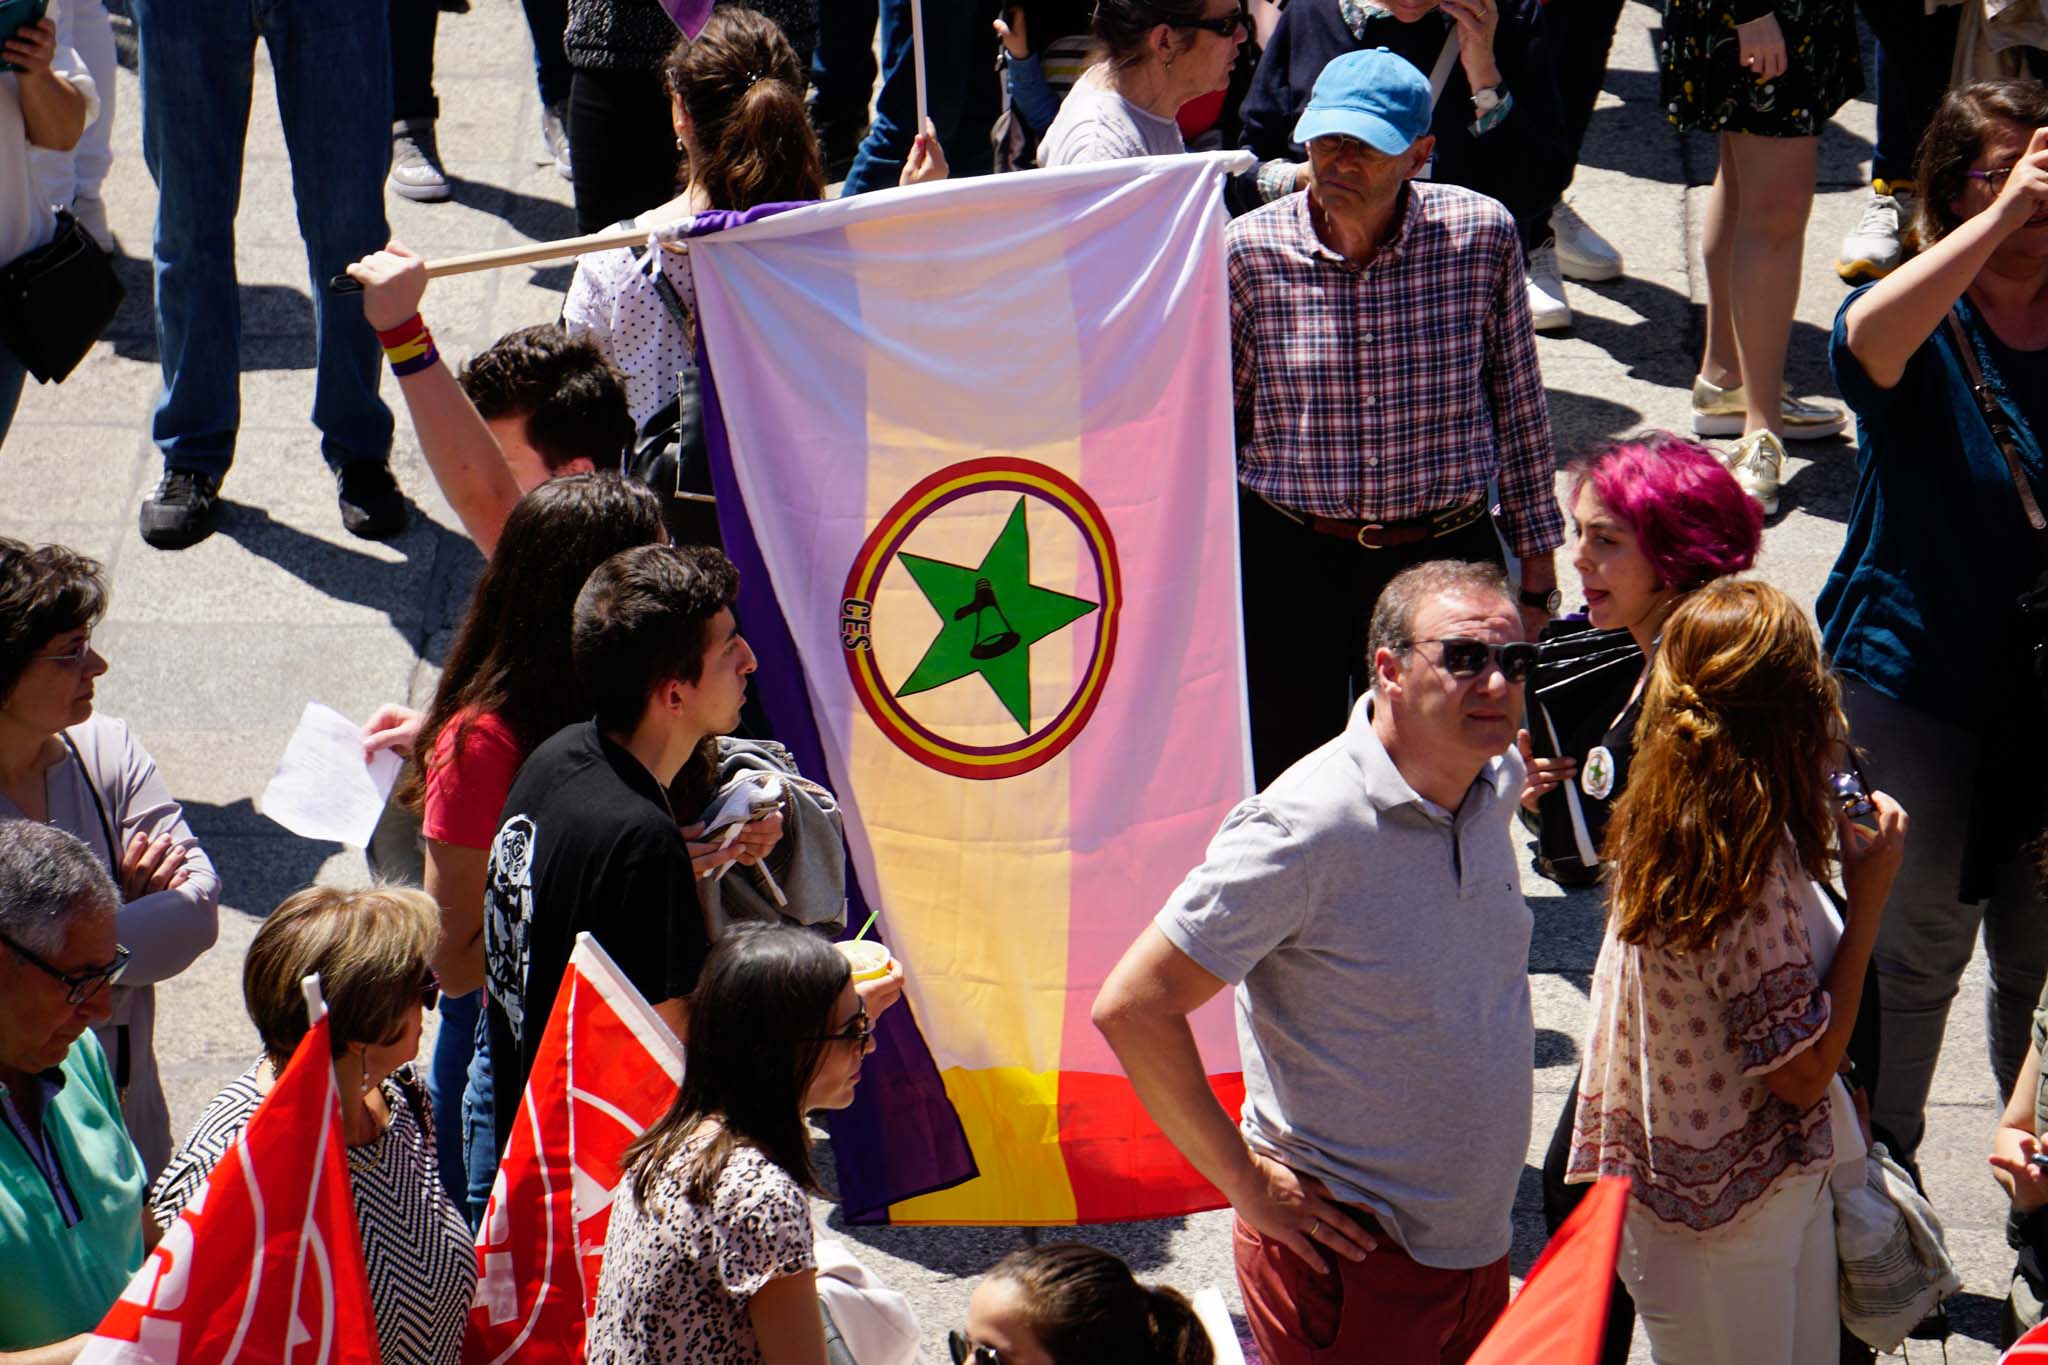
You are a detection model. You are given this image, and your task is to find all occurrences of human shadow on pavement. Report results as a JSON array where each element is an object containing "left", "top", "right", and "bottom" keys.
[
  {"left": 179, "top": 797, "right": 342, "bottom": 918},
  {"left": 211, "top": 502, "right": 447, "bottom": 655},
  {"left": 1546, "top": 388, "right": 1646, "bottom": 460},
  {"left": 445, "top": 175, "right": 580, "bottom": 245}
]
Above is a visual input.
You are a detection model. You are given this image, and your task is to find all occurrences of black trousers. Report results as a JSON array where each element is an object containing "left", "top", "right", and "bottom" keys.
[
  {"left": 391, "top": 0, "right": 439, "bottom": 123},
  {"left": 1553, "top": 0, "right": 1629, "bottom": 173},
  {"left": 568, "top": 65, "right": 680, "bottom": 235},
  {"left": 1238, "top": 487, "right": 1506, "bottom": 788}
]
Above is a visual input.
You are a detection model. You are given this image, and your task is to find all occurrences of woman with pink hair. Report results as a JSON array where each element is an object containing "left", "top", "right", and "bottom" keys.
[{"left": 1521, "top": 430, "right": 1763, "bottom": 1365}]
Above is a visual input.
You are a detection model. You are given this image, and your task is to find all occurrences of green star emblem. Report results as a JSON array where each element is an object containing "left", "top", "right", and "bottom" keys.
[{"left": 894, "top": 498, "right": 1099, "bottom": 731}]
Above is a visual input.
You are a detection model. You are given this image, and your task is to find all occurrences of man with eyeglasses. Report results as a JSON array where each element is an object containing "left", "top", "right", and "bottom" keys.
[
  {"left": 1228, "top": 47, "right": 1564, "bottom": 788},
  {"left": 0, "top": 819, "right": 160, "bottom": 1358},
  {"left": 1095, "top": 560, "right": 1535, "bottom": 1365}
]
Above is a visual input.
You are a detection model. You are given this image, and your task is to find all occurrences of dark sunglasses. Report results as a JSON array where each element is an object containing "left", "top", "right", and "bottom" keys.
[
  {"left": 1399, "top": 637, "right": 1539, "bottom": 684},
  {"left": 949, "top": 1330, "right": 1002, "bottom": 1365},
  {"left": 814, "top": 1006, "right": 872, "bottom": 1047},
  {"left": 2, "top": 933, "right": 130, "bottom": 1005},
  {"left": 415, "top": 966, "right": 442, "bottom": 1012},
  {"left": 1175, "top": 3, "right": 1247, "bottom": 35}
]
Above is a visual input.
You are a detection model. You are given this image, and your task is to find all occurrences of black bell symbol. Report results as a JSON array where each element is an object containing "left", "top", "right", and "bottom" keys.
[{"left": 954, "top": 577, "right": 1022, "bottom": 660}]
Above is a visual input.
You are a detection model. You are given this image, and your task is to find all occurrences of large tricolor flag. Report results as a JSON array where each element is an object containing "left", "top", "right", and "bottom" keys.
[
  {"left": 464, "top": 933, "right": 684, "bottom": 1363},
  {"left": 80, "top": 980, "right": 381, "bottom": 1363},
  {"left": 688, "top": 152, "right": 1254, "bottom": 1224}
]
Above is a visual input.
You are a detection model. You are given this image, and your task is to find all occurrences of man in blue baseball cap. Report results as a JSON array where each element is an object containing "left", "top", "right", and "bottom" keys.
[{"left": 1228, "top": 46, "right": 1565, "bottom": 793}]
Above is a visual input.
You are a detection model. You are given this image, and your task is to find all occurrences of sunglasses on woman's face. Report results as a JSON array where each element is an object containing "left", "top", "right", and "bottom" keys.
[
  {"left": 948, "top": 1330, "right": 1001, "bottom": 1365},
  {"left": 813, "top": 1007, "right": 872, "bottom": 1047},
  {"left": 414, "top": 966, "right": 441, "bottom": 1012},
  {"left": 1176, "top": 2, "right": 1248, "bottom": 35}
]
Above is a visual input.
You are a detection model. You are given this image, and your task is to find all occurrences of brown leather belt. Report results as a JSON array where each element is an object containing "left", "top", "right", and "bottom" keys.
[{"left": 1268, "top": 495, "right": 1490, "bottom": 550}]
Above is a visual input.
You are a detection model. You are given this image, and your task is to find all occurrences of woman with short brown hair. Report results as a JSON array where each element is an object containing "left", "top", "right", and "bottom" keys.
[{"left": 150, "top": 885, "right": 476, "bottom": 1365}]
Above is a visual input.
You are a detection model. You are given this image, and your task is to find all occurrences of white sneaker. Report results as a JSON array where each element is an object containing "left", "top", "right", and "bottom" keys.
[
  {"left": 1551, "top": 201, "right": 1623, "bottom": 282},
  {"left": 1526, "top": 244, "right": 1572, "bottom": 332},
  {"left": 389, "top": 119, "right": 452, "bottom": 203},
  {"left": 541, "top": 101, "right": 572, "bottom": 180},
  {"left": 1727, "top": 429, "right": 1788, "bottom": 515},
  {"left": 1836, "top": 180, "right": 1915, "bottom": 283},
  {"left": 68, "top": 194, "right": 111, "bottom": 251}
]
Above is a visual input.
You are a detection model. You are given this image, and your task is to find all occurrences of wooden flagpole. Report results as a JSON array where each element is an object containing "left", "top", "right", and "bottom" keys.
[{"left": 326, "top": 224, "right": 657, "bottom": 294}]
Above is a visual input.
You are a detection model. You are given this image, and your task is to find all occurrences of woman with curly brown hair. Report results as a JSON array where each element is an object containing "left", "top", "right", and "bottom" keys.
[{"left": 1564, "top": 578, "right": 1907, "bottom": 1364}]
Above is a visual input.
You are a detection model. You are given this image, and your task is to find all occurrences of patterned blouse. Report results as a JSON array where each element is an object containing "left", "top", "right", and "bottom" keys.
[
  {"left": 586, "top": 1135, "right": 816, "bottom": 1363},
  {"left": 149, "top": 1062, "right": 477, "bottom": 1363},
  {"left": 1566, "top": 841, "right": 1837, "bottom": 1233}
]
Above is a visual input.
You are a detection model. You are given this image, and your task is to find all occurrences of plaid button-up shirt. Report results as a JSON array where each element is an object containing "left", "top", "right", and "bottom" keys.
[{"left": 1228, "top": 183, "right": 1566, "bottom": 559}]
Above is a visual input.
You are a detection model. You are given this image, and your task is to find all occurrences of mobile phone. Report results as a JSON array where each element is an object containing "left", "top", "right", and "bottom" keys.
[
  {"left": 2030, "top": 1150, "right": 2048, "bottom": 1172},
  {"left": 0, "top": 0, "right": 49, "bottom": 74},
  {"left": 1828, "top": 761, "right": 1878, "bottom": 835}
]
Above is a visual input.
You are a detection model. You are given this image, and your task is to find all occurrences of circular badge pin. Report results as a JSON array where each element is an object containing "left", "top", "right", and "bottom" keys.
[{"left": 1581, "top": 745, "right": 1616, "bottom": 801}]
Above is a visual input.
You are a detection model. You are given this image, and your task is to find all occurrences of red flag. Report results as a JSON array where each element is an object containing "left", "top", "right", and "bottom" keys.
[
  {"left": 1466, "top": 1177, "right": 1631, "bottom": 1365},
  {"left": 465, "top": 933, "right": 684, "bottom": 1364},
  {"left": 79, "top": 981, "right": 382, "bottom": 1364}
]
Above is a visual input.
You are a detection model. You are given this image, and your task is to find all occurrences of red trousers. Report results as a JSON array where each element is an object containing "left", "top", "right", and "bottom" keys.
[{"left": 1233, "top": 1213, "right": 1510, "bottom": 1365}]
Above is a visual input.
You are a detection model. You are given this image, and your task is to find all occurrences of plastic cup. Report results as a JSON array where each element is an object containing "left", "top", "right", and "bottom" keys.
[{"left": 835, "top": 938, "right": 893, "bottom": 983}]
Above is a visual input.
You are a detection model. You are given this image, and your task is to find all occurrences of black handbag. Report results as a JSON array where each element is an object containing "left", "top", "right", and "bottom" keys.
[
  {"left": 617, "top": 239, "right": 719, "bottom": 548},
  {"left": 1523, "top": 619, "right": 1644, "bottom": 886},
  {"left": 0, "top": 209, "right": 124, "bottom": 383}
]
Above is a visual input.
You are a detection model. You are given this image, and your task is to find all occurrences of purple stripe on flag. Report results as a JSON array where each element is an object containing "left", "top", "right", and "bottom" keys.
[
  {"left": 657, "top": 0, "right": 715, "bottom": 38},
  {"left": 692, "top": 204, "right": 977, "bottom": 1221}
]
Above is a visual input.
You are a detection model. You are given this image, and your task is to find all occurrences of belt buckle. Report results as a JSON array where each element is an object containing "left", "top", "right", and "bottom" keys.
[{"left": 1354, "top": 523, "right": 1388, "bottom": 549}]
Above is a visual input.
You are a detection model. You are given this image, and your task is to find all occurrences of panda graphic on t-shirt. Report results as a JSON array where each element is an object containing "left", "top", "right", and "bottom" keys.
[{"left": 485, "top": 814, "right": 537, "bottom": 1049}]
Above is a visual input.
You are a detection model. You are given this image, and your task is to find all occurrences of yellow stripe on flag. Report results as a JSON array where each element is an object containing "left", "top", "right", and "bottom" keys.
[{"left": 887, "top": 1067, "right": 1078, "bottom": 1224}]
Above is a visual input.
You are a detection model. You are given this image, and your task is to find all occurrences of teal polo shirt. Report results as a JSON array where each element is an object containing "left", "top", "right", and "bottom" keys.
[{"left": 0, "top": 1031, "right": 144, "bottom": 1350}]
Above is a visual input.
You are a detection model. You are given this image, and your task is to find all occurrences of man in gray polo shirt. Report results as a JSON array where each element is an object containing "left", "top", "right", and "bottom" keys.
[{"left": 1094, "top": 559, "right": 1535, "bottom": 1365}]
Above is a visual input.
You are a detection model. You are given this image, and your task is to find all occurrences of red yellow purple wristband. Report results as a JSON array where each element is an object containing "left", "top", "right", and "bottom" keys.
[{"left": 374, "top": 313, "right": 438, "bottom": 377}]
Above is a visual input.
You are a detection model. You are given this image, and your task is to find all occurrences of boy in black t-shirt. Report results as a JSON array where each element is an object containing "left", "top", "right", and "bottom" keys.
[{"left": 480, "top": 543, "right": 758, "bottom": 1160}]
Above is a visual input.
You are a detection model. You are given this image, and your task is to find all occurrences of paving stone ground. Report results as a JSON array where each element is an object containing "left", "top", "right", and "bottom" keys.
[{"left": 4, "top": 3, "right": 2016, "bottom": 1358}]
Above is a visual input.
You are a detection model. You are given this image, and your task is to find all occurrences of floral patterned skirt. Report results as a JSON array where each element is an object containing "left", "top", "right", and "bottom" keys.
[{"left": 1659, "top": 0, "right": 1862, "bottom": 136}]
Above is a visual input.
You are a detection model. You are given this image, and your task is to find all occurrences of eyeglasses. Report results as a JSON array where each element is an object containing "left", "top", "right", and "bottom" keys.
[
  {"left": 948, "top": 1331, "right": 1001, "bottom": 1365},
  {"left": 415, "top": 966, "right": 441, "bottom": 1012},
  {"left": 814, "top": 1007, "right": 872, "bottom": 1047},
  {"left": 1, "top": 933, "right": 130, "bottom": 1005},
  {"left": 29, "top": 634, "right": 94, "bottom": 669},
  {"left": 1967, "top": 165, "right": 2018, "bottom": 193},
  {"left": 1398, "top": 637, "right": 1539, "bottom": 684},
  {"left": 1175, "top": 3, "right": 1247, "bottom": 35}
]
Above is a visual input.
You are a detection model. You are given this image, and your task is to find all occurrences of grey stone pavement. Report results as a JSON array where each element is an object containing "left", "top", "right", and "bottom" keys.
[{"left": 1, "top": 3, "right": 2015, "bottom": 1359}]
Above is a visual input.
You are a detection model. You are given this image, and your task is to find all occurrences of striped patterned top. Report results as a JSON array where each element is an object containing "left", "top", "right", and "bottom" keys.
[{"left": 149, "top": 1061, "right": 477, "bottom": 1363}]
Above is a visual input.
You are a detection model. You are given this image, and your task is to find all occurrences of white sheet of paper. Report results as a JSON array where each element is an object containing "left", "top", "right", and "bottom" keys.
[{"left": 260, "top": 702, "right": 403, "bottom": 847}]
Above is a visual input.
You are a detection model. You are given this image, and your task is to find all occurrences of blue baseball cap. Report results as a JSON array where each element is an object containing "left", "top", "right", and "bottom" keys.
[{"left": 1291, "top": 48, "right": 1434, "bottom": 155}]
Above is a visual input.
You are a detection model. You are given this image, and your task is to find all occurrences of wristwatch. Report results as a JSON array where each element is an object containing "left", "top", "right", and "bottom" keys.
[
  {"left": 1471, "top": 83, "right": 1506, "bottom": 114},
  {"left": 1519, "top": 586, "right": 1563, "bottom": 613}
]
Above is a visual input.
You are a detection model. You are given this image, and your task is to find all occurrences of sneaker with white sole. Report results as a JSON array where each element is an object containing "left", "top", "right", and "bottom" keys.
[
  {"left": 1690, "top": 375, "right": 1846, "bottom": 440},
  {"left": 1552, "top": 201, "right": 1623, "bottom": 282},
  {"left": 1836, "top": 180, "right": 1915, "bottom": 283},
  {"left": 1526, "top": 244, "right": 1572, "bottom": 332},
  {"left": 540, "top": 101, "right": 572, "bottom": 180},
  {"left": 389, "top": 119, "right": 452, "bottom": 202},
  {"left": 1727, "top": 429, "right": 1788, "bottom": 515}
]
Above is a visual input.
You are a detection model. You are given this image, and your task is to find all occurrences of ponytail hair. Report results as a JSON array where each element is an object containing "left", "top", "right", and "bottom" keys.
[
  {"left": 982, "top": 1243, "right": 1214, "bottom": 1365},
  {"left": 664, "top": 7, "right": 825, "bottom": 212}
]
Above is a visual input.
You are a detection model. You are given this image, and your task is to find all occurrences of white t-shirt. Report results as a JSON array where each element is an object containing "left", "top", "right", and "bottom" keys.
[
  {"left": 1036, "top": 65, "right": 1186, "bottom": 167},
  {"left": 0, "top": 13, "right": 98, "bottom": 267}
]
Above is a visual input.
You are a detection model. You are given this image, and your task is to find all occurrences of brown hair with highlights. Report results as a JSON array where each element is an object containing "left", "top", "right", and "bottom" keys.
[
  {"left": 243, "top": 885, "right": 441, "bottom": 1066},
  {"left": 1603, "top": 579, "right": 1845, "bottom": 954}
]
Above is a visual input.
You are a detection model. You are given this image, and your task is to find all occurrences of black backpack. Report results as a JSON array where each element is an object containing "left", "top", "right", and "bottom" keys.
[{"left": 618, "top": 240, "right": 721, "bottom": 549}]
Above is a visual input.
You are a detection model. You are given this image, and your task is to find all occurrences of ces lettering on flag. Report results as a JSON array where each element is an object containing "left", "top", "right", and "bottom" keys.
[{"left": 840, "top": 457, "right": 1122, "bottom": 780}]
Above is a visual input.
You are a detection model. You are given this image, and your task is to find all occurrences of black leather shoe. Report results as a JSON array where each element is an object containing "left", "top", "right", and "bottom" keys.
[
  {"left": 337, "top": 461, "right": 409, "bottom": 540},
  {"left": 138, "top": 469, "right": 223, "bottom": 550}
]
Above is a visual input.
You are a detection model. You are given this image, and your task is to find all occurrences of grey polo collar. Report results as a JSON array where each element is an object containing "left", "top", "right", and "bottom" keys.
[{"left": 1345, "top": 695, "right": 1514, "bottom": 815}]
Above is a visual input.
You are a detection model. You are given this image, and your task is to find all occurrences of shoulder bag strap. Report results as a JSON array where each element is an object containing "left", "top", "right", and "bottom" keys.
[
  {"left": 1945, "top": 308, "right": 2048, "bottom": 548},
  {"left": 1428, "top": 25, "right": 1462, "bottom": 110},
  {"left": 59, "top": 730, "right": 120, "bottom": 872}
]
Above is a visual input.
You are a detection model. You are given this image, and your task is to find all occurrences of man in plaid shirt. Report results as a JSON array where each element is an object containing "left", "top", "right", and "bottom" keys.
[{"left": 1230, "top": 48, "right": 1566, "bottom": 784}]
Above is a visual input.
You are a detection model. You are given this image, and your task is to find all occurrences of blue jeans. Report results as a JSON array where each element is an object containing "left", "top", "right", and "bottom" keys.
[
  {"left": 1855, "top": 0, "right": 1961, "bottom": 184},
  {"left": 426, "top": 988, "right": 480, "bottom": 1212},
  {"left": 459, "top": 1009, "right": 497, "bottom": 1231},
  {"left": 0, "top": 338, "right": 25, "bottom": 453},
  {"left": 130, "top": 0, "right": 394, "bottom": 480},
  {"left": 842, "top": 0, "right": 1001, "bottom": 195},
  {"left": 518, "top": 0, "right": 571, "bottom": 107}
]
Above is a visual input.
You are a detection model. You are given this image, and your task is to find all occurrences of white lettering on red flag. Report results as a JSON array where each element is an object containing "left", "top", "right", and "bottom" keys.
[
  {"left": 464, "top": 933, "right": 684, "bottom": 1364},
  {"left": 80, "top": 1004, "right": 381, "bottom": 1364}
]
